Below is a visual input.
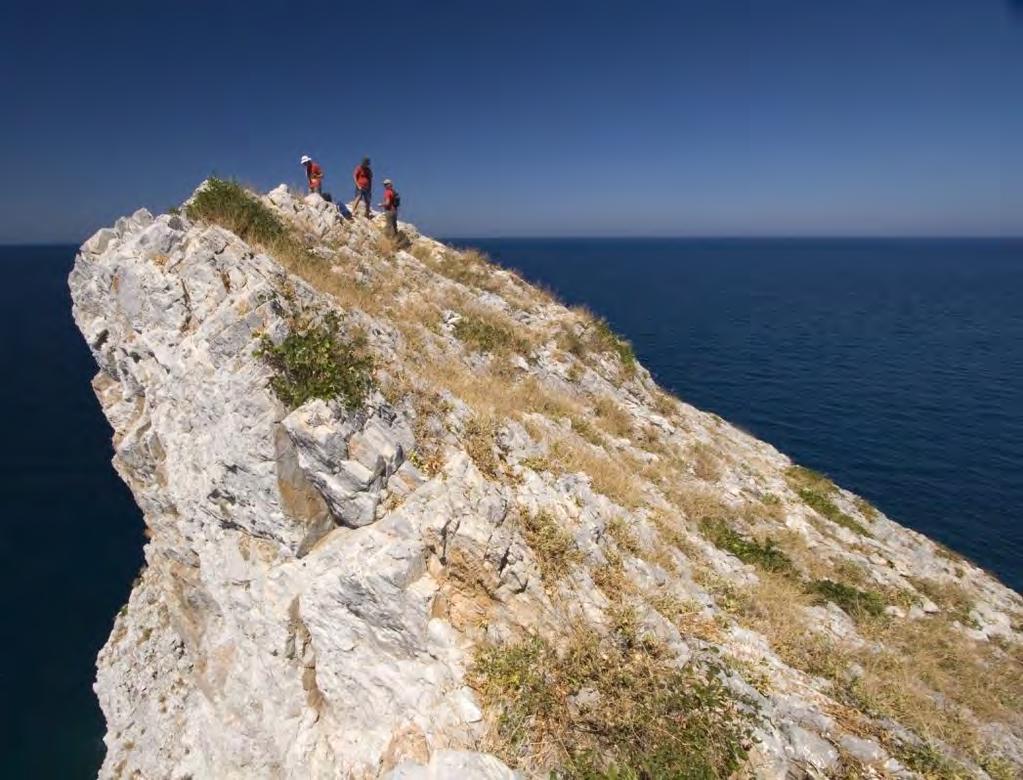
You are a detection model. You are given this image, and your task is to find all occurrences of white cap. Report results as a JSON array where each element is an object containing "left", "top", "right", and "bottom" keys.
[
  {"left": 383, "top": 178, "right": 393, "bottom": 185},
  {"left": 300, "top": 155, "right": 312, "bottom": 165}
]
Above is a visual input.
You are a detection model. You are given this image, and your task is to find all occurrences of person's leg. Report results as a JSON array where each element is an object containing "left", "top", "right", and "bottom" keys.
[
  {"left": 363, "top": 188, "right": 372, "bottom": 216},
  {"left": 386, "top": 210, "right": 397, "bottom": 236}
]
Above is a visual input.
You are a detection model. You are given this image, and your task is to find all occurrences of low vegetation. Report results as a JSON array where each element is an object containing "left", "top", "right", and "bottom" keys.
[
  {"left": 605, "top": 516, "right": 641, "bottom": 557},
  {"left": 254, "top": 291, "right": 373, "bottom": 409},
  {"left": 186, "top": 177, "right": 290, "bottom": 246},
  {"left": 592, "top": 316, "right": 637, "bottom": 375},
  {"left": 463, "top": 415, "right": 501, "bottom": 478},
  {"left": 786, "top": 466, "right": 871, "bottom": 536},
  {"left": 431, "top": 247, "right": 505, "bottom": 292},
  {"left": 910, "top": 576, "right": 977, "bottom": 626},
  {"left": 468, "top": 619, "right": 754, "bottom": 778},
  {"left": 725, "top": 566, "right": 1023, "bottom": 774},
  {"left": 558, "top": 310, "right": 637, "bottom": 378},
  {"left": 453, "top": 310, "right": 528, "bottom": 356},
  {"left": 521, "top": 511, "right": 584, "bottom": 587},
  {"left": 700, "top": 517, "right": 794, "bottom": 574},
  {"left": 691, "top": 442, "right": 724, "bottom": 482},
  {"left": 808, "top": 579, "right": 885, "bottom": 619}
]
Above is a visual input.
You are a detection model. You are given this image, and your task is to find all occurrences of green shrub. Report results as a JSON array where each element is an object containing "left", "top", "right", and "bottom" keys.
[
  {"left": 521, "top": 511, "right": 583, "bottom": 586},
  {"left": 186, "top": 177, "right": 288, "bottom": 246},
  {"left": 700, "top": 518, "right": 794, "bottom": 574},
  {"left": 468, "top": 626, "right": 753, "bottom": 778},
  {"left": 808, "top": 579, "right": 885, "bottom": 619},
  {"left": 255, "top": 306, "right": 373, "bottom": 409}
]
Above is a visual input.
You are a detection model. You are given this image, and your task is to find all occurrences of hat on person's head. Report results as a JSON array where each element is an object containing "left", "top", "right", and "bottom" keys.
[
  {"left": 300, "top": 155, "right": 312, "bottom": 165},
  {"left": 383, "top": 178, "right": 393, "bottom": 186}
]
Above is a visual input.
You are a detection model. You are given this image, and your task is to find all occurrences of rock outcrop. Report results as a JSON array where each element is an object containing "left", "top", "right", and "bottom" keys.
[{"left": 70, "top": 184, "right": 1023, "bottom": 779}]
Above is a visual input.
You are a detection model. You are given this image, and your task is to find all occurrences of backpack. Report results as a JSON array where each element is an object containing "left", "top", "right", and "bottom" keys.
[{"left": 392, "top": 191, "right": 401, "bottom": 208}]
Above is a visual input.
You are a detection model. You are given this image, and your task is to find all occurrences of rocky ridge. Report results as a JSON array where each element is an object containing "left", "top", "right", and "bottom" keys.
[{"left": 70, "top": 182, "right": 1023, "bottom": 779}]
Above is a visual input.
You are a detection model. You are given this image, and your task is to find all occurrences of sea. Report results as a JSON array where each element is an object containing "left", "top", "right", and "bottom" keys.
[{"left": 1, "top": 238, "right": 1021, "bottom": 776}]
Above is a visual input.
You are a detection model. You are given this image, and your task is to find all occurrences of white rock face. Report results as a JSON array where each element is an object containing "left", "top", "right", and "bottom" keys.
[{"left": 71, "top": 185, "right": 1023, "bottom": 779}]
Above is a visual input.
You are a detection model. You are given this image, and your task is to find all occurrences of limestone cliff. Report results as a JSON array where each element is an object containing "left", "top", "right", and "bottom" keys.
[{"left": 70, "top": 182, "right": 1023, "bottom": 779}]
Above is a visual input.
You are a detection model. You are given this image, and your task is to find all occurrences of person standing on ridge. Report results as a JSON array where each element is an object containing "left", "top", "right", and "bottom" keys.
[
  {"left": 352, "top": 157, "right": 373, "bottom": 217},
  {"left": 300, "top": 155, "right": 323, "bottom": 195},
  {"left": 380, "top": 178, "right": 400, "bottom": 237}
]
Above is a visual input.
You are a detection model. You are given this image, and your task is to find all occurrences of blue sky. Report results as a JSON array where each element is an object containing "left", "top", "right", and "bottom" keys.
[{"left": 1, "top": 0, "right": 1020, "bottom": 241}]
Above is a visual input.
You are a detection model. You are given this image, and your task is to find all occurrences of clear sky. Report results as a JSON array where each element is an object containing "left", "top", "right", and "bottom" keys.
[{"left": 1, "top": 0, "right": 1021, "bottom": 241}]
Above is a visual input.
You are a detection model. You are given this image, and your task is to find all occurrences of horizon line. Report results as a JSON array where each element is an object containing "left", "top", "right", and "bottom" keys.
[{"left": 5, "top": 235, "right": 1022, "bottom": 248}]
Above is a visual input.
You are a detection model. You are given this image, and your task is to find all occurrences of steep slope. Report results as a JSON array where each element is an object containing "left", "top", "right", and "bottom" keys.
[{"left": 70, "top": 181, "right": 1023, "bottom": 780}]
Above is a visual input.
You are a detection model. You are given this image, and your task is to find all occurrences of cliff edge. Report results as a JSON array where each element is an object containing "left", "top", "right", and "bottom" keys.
[{"left": 69, "top": 181, "right": 1023, "bottom": 779}]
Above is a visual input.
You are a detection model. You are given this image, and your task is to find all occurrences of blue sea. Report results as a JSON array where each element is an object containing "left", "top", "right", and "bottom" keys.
[{"left": 2, "top": 239, "right": 1022, "bottom": 776}]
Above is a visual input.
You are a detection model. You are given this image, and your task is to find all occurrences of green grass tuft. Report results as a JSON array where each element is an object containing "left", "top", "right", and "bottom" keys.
[
  {"left": 808, "top": 579, "right": 886, "bottom": 619},
  {"left": 700, "top": 517, "right": 794, "bottom": 574},
  {"left": 786, "top": 466, "right": 871, "bottom": 536}
]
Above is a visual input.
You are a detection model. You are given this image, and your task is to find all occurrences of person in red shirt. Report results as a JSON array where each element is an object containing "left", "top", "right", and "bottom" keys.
[
  {"left": 380, "top": 178, "right": 400, "bottom": 236},
  {"left": 352, "top": 157, "right": 372, "bottom": 217},
  {"left": 300, "top": 155, "right": 323, "bottom": 195}
]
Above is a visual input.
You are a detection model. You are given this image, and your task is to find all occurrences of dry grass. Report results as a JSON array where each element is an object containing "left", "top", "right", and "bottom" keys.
[
  {"left": 421, "top": 246, "right": 548, "bottom": 312},
  {"left": 651, "top": 389, "right": 680, "bottom": 420},
  {"left": 605, "top": 516, "right": 642, "bottom": 556},
  {"left": 909, "top": 577, "right": 977, "bottom": 626},
  {"left": 846, "top": 617, "right": 1023, "bottom": 769},
  {"left": 731, "top": 573, "right": 855, "bottom": 680},
  {"left": 463, "top": 415, "right": 501, "bottom": 478},
  {"left": 691, "top": 442, "right": 725, "bottom": 482},
  {"left": 548, "top": 437, "right": 644, "bottom": 507},
  {"left": 593, "top": 395, "right": 633, "bottom": 438},
  {"left": 649, "top": 592, "right": 726, "bottom": 644},
  {"left": 649, "top": 512, "right": 703, "bottom": 563},
  {"left": 729, "top": 570, "right": 1023, "bottom": 773},
  {"left": 669, "top": 484, "right": 732, "bottom": 526},
  {"left": 592, "top": 546, "right": 629, "bottom": 598},
  {"left": 453, "top": 307, "right": 532, "bottom": 356},
  {"left": 408, "top": 389, "right": 450, "bottom": 476},
  {"left": 520, "top": 511, "right": 584, "bottom": 588},
  {"left": 468, "top": 621, "right": 754, "bottom": 778},
  {"left": 418, "top": 361, "right": 578, "bottom": 426},
  {"left": 555, "top": 307, "right": 637, "bottom": 378}
]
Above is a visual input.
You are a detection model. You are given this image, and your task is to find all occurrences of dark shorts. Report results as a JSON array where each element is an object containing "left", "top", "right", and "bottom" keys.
[{"left": 355, "top": 187, "right": 371, "bottom": 204}]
